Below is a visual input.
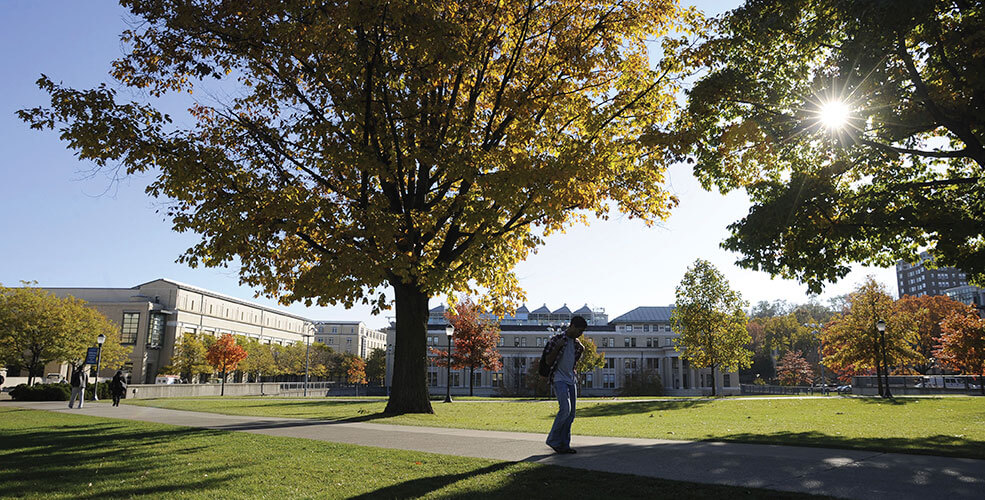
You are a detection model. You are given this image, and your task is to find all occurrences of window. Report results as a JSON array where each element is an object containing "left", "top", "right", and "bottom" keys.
[
  {"left": 190, "top": 300, "right": 195, "bottom": 310},
  {"left": 520, "top": 337, "right": 527, "bottom": 347},
  {"left": 723, "top": 374, "right": 731, "bottom": 387},
  {"left": 582, "top": 373, "right": 593, "bottom": 388},
  {"left": 120, "top": 312, "right": 140, "bottom": 344},
  {"left": 631, "top": 337, "right": 637, "bottom": 347},
  {"left": 514, "top": 337, "right": 520, "bottom": 347},
  {"left": 607, "top": 338, "right": 615, "bottom": 347},
  {"left": 672, "top": 358, "right": 679, "bottom": 369},
  {"left": 147, "top": 313, "right": 165, "bottom": 347},
  {"left": 209, "top": 304, "right": 213, "bottom": 315},
  {"left": 472, "top": 372, "right": 482, "bottom": 387},
  {"left": 450, "top": 372, "right": 461, "bottom": 387},
  {"left": 604, "top": 358, "right": 615, "bottom": 369},
  {"left": 603, "top": 373, "right": 615, "bottom": 388},
  {"left": 646, "top": 338, "right": 652, "bottom": 348},
  {"left": 625, "top": 337, "right": 631, "bottom": 348},
  {"left": 626, "top": 324, "right": 633, "bottom": 332},
  {"left": 492, "top": 373, "right": 504, "bottom": 387},
  {"left": 427, "top": 371, "right": 438, "bottom": 387},
  {"left": 643, "top": 324, "right": 650, "bottom": 332},
  {"left": 624, "top": 359, "right": 637, "bottom": 370},
  {"left": 332, "top": 326, "right": 338, "bottom": 333},
  {"left": 646, "top": 358, "right": 659, "bottom": 370},
  {"left": 536, "top": 337, "right": 543, "bottom": 347}
]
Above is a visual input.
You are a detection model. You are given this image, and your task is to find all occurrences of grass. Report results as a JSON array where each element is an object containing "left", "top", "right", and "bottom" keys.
[
  {"left": 0, "top": 407, "right": 822, "bottom": 499},
  {"left": 123, "top": 396, "right": 985, "bottom": 459}
]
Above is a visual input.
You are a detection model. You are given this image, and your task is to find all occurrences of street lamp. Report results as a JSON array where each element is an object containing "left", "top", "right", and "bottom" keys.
[
  {"left": 385, "top": 343, "right": 393, "bottom": 396},
  {"left": 876, "top": 319, "right": 891, "bottom": 398},
  {"left": 444, "top": 324, "right": 454, "bottom": 403},
  {"left": 93, "top": 333, "right": 106, "bottom": 401},
  {"left": 303, "top": 329, "right": 313, "bottom": 397},
  {"left": 806, "top": 323, "right": 825, "bottom": 394}
]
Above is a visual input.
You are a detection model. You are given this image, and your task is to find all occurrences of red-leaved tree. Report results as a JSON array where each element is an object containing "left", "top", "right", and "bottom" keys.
[
  {"left": 205, "top": 333, "right": 248, "bottom": 396},
  {"left": 432, "top": 298, "right": 503, "bottom": 396},
  {"left": 776, "top": 350, "right": 814, "bottom": 386},
  {"left": 937, "top": 308, "right": 985, "bottom": 396},
  {"left": 895, "top": 294, "right": 970, "bottom": 373}
]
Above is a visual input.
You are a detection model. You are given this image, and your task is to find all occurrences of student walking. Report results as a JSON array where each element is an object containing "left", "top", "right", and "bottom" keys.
[
  {"left": 110, "top": 370, "right": 127, "bottom": 407},
  {"left": 68, "top": 366, "right": 88, "bottom": 409},
  {"left": 541, "top": 315, "right": 587, "bottom": 454}
]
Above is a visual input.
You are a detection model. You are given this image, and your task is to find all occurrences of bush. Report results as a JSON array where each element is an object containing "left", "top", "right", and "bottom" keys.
[
  {"left": 9, "top": 381, "right": 112, "bottom": 401},
  {"left": 10, "top": 383, "right": 70, "bottom": 401},
  {"left": 619, "top": 369, "right": 664, "bottom": 396}
]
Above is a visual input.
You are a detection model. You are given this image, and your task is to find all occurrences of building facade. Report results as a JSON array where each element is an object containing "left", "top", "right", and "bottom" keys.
[
  {"left": 390, "top": 304, "right": 739, "bottom": 397},
  {"left": 313, "top": 321, "right": 387, "bottom": 358},
  {"left": 43, "top": 279, "right": 311, "bottom": 383},
  {"left": 896, "top": 252, "right": 971, "bottom": 297}
]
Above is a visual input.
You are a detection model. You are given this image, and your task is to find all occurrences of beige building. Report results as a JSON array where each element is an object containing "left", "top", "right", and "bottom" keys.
[
  {"left": 314, "top": 321, "right": 387, "bottom": 358},
  {"left": 44, "top": 279, "right": 310, "bottom": 383},
  {"left": 390, "top": 305, "right": 739, "bottom": 397}
]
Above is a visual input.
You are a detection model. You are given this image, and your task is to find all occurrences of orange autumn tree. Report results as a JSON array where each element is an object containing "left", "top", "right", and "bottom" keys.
[
  {"left": 776, "top": 350, "right": 813, "bottom": 386},
  {"left": 432, "top": 298, "right": 503, "bottom": 396},
  {"left": 937, "top": 307, "right": 985, "bottom": 396},
  {"left": 206, "top": 333, "right": 248, "bottom": 396},
  {"left": 343, "top": 354, "right": 367, "bottom": 385},
  {"left": 894, "top": 294, "right": 970, "bottom": 373}
]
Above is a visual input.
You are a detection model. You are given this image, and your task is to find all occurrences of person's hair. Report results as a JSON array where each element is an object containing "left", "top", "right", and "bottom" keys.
[{"left": 570, "top": 315, "right": 588, "bottom": 329}]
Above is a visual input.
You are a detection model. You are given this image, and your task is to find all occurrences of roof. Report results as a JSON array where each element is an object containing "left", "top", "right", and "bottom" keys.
[
  {"left": 574, "top": 304, "right": 593, "bottom": 314},
  {"left": 530, "top": 304, "right": 551, "bottom": 314},
  {"left": 553, "top": 304, "right": 571, "bottom": 315},
  {"left": 429, "top": 305, "right": 446, "bottom": 314},
  {"left": 515, "top": 304, "right": 529, "bottom": 313},
  {"left": 132, "top": 278, "right": 313, "bottom": 322},
  {"left": 610, "top": 306, "right": 674, "bottom": 323}
]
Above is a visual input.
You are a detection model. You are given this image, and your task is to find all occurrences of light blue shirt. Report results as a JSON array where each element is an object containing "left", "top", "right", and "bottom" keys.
[{"left": 554, "top": 338, "right": 576, "bottom": 385}]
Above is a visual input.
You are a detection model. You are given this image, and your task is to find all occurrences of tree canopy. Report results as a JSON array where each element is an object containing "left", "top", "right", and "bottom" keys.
[
  {"left": 937, "top": 306, "right": 985, "bottom": 395},
  {"left": 671, "top": 0, "right": 985, "bottom": 292},
  {"left": 0, "top": 284, "right": 130, "bottom": 385},
  {"left": 670, "top": 259, "right": 752, "bottom": 396},
  {"left": 432, "top": 298, "right": 502, "bottom": 396},
  {"left": 206, "top": 333, "right": 248, "bottom": 395},
  {"left": 21, "top": 0, "right": 699, "bottom": 414},
  {"left": 163, "top": 332, "right": 211, "bottom": 382}
]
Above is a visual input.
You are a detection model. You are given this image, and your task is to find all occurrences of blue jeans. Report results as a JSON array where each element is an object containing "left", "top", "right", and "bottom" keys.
[{"left": 546, "top": 381, "right": 576, "bottom": 449}]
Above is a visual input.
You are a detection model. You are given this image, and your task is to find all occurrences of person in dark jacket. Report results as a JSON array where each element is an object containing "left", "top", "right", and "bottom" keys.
[
  {"left": 68, "top": 366, "right": 88, "bottom": 409},
  {"left": 110, "top": 371, "right": 127, "bottom": 407},
  {"left": 542, "top": 315, "right": 587, "bottom": 454}
]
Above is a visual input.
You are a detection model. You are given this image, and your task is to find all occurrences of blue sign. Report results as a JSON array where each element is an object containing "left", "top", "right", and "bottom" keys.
[{"left": 85, "top": 347, "right": 100, "bottom": 365}]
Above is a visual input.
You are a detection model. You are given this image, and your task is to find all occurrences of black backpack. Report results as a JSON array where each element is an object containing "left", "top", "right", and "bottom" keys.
[
  {"left": 538, "top": 342, "right": 553, "bottom": 377},
  {"left": 70, "top": 370, "right": 82, "bottom": 387}
]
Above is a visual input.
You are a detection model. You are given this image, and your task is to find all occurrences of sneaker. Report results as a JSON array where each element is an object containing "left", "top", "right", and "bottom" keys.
[{"left": 549, "top": 445, "right": 577, "bottom": 454}]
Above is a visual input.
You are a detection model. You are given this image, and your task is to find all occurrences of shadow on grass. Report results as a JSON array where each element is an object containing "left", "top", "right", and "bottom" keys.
[
  {"left": 577, "top": 399, "right": 710, "bottom": 418},
  {"left": 853, "top": 396, "right": 929, "bottom": 405},
  {"left": 352, "top": 456, "right": 820, "bottom": 500},
  {"left": 705, "top": 430, "right": 985, "bottom": 460},
  {"left": 0, "top": 409, "right": 243, "bottom": 498}
]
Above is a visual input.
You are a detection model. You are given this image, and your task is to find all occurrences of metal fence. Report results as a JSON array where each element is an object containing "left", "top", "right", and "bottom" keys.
[{"left": 740, "top": 384, "right": 831, "bottom": 396}]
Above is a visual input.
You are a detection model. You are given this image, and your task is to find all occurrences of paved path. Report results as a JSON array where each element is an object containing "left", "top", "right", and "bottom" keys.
[{"left": 7, "top": 401, "right": 984, "bottom": 500}]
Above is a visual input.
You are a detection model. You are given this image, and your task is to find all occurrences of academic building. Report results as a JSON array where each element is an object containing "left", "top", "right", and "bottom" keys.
[
  {"left": 396, "top": 304, "right": 739, "bottom": 397},
  {"left": 314, "top": 321, "right": 387, "bottom": 358},
  {"left": 896, "top": 252, "right": 984, "bottom": 310}
]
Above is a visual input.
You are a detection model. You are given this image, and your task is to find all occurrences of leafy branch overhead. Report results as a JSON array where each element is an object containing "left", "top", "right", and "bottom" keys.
[{"left": 671, "top": 0, "right": 985, "bottom": 291}]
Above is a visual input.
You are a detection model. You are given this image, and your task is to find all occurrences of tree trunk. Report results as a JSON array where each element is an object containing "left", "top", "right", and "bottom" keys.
[
  {"left": 469, "top": 366, "right": 474, "bottom": 397},
  {"left": 384, "top": 281, "right": 434, "bottom": 414},
  {"left": 711, "top": 365, "right": 717, "bottom": 397},
  {"left": 26, "top": 351, "right": 42, "bottom": 386},
  {"left": 875, "top": 356, "right": 884, "bottom": 397},
  {"left": 221, "top": 369, "right": 226, "bottom": 396}
]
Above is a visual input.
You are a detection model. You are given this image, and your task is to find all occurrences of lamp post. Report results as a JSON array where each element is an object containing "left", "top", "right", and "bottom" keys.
[
  {"left": 93, "top": 333, "right": 106, "bottom": 401},
  {"left": 806, "top": 323, "right": 825, "bottom": 394},
  {"left": 303, "top": 329, "right": 313, "bottom": 397},
  {"left": 876, "top": 319, "right": 891, "bottom": 398},
  {"left": 444, "top": 324, "right": 454, "bottom": 403},
  {"left": 385, "top": 343, "right": 393, "bottom": 396}
]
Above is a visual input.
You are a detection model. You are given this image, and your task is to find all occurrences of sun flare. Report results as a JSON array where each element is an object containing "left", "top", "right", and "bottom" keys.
[{"left": 818, "top": 100, "right": 851, "bottom": 130}]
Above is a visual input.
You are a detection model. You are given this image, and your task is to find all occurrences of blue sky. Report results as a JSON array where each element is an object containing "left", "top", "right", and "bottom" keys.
[{"left": 0, "top": 1, "right": 897, "bottom": 329}]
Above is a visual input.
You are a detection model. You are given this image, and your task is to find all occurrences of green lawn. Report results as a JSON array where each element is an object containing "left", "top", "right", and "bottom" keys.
[
  {"left": 0, "top": 408, "right": 819, "bottom": 499},
  {"left": 123, "top": 396, "right": 985, "bottom": 459}
]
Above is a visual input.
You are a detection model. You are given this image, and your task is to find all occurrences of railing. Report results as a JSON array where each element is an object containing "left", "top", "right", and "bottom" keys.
[{"left": 740, "top": 384, "right": 828, "bottom": 395}]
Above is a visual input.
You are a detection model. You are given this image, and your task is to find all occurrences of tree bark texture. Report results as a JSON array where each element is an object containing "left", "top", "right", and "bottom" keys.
[{"left": 384, "top": 282, "right": 435, "bottom": 414}]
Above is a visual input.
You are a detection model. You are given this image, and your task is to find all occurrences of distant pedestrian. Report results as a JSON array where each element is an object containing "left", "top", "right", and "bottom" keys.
[
  {"left": 110, "top": 370, "right": 127, "bottom": 407},
  {"left": 68, "top": 366, "right": 88, "bottom": 409},
  {"left": 542, "top": 315, "right": 587, "bottom": 454}
]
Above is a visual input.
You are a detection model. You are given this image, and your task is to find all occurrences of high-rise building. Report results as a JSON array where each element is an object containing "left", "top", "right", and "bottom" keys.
[{"left": 896, "top": 252, "right": 970, "bottom": 297}]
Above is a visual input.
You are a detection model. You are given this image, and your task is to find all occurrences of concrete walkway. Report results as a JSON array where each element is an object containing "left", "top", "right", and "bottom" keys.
[{"left": 7, "top": 401, "right": 984, "bottom": 500}]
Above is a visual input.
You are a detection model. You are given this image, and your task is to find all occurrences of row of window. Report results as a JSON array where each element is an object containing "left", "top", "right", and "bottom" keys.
[
  {"left": 180, "top": 295, "right": 305, "bottom": 333},
  {"left": 120, "top": 312, "right": 165, "bottom": 347}
]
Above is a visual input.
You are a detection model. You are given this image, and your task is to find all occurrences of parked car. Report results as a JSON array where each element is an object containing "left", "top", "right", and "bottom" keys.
[
  {"left": 836, "top": 385, "right": 852, "bottom": 394},
  {"left": 155, "top": 375, "right": 181, "bottom": 385}
]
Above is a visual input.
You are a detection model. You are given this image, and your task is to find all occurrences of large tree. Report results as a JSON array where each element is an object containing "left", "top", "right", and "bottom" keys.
[
  {"left": 670, "top": 0, "right": 985, "bottom": 292},
  {"left": 21, "top": 0, "right": 695, "bottom": 414},
  {"left": 364, "top": 347, "right": 387, "bottom": 386},
  {"left": 236, "top": 336, "right": 277, "bottom": 383},
  {"left": 776, "top": 350, "right": 813, "bottom": 386},
  {"left": 894, "top": 294, "right": 970, "bottom": 373},
  {"left": 937, "top": 307, "right": 985, "bottom": 395},
  {"left": 0, "top": 284, "right": 130, "bottom": 385},
  {"left": 670, "top": 259, "right": 752, "bottom": 396},
  {"left": 821, "top": 277, "right": 921, "bottom": 396}
]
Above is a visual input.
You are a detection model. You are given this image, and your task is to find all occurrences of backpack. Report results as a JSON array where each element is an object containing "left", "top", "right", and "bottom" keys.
[
  {"left": 538, "top": 341, "right": 553, "bottom": 377},
  {"left": 70, "top": 370, "right": 82, "bottom": 387}
]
